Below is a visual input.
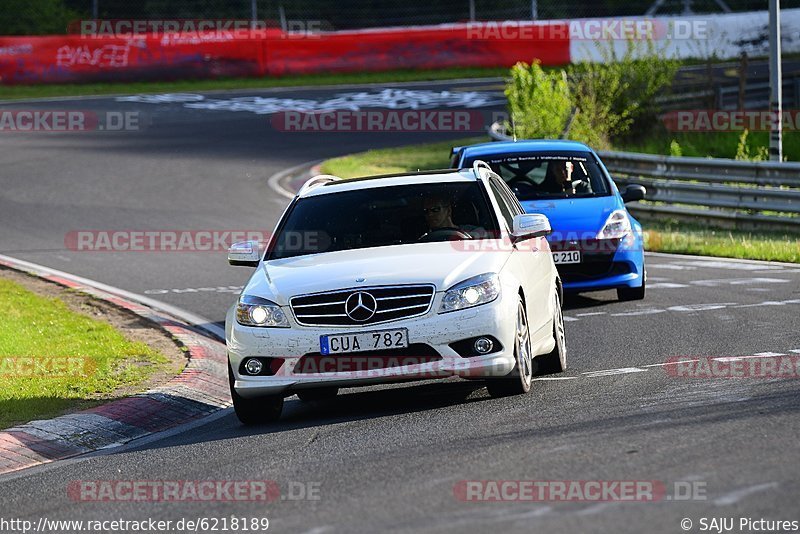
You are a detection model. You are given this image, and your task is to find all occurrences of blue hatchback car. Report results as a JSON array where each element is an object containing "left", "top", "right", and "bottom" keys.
[{"left": 451, "top": 140, "right": 647, "bottom": 300}]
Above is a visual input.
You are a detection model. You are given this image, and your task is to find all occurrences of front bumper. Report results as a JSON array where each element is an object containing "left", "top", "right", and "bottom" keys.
[
  {"left": 553, "top": 233, "right": 645, "bottom": 293},
  {"left": 226, "top": 292, "right": 519, "bottom": 398}
]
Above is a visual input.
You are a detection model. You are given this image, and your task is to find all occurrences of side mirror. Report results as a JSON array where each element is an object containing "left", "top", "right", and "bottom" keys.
[
  {"left": 511, "top": 213, "right": 552, "bottom": 241},
  {"left": 228, "top": 240, "right": 260, "bottom": 267},
  {"left": 621, "top": 184, "right": 646, "bottom": 203}
]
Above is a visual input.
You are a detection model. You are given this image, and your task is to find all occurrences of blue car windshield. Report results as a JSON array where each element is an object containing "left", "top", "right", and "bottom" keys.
[{"left": 462, "top": 151, "right": 611, "bottom": 200}]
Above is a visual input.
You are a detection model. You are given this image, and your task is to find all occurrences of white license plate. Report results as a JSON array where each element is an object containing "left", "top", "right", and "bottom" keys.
[
  {"left": 553, "top": 251, "right": 581, "bottom": 264},
  {"left": 320, "top": 328, "right": 409, "bottom": 355}
]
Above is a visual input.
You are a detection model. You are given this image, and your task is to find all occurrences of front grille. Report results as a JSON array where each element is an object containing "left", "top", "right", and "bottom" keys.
[
  {"left": 290, "top": 285, "right": 436, "bottom": 327},
  {"left": 294, "top": 344, "right": 442, "bottom": 374},
  {"left": 558, "top": 261, "right": 630, "bottom": 281}
]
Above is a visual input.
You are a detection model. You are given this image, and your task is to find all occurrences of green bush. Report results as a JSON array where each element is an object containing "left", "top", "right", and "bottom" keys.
[
  {"left": 735, "top": 129, "right": 770, "bottom": 162},
  {"left": 505, "top": 61, "right": 572, "bottom": 140},
  {"left": 505, "top": 40, "right": 679, "bottom": 150}
]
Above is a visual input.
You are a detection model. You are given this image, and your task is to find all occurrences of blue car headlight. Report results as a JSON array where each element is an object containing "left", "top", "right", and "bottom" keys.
[{"left": 597, "top": 210, "right": 632, "bottom": 240}]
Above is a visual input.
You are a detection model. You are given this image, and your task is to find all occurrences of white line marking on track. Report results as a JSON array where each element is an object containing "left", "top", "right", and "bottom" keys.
[
  {"left": 676, "top": 260, "right": 784, "bottom": 271},
  {"left": 734, "top": 299, "right": 800, "bottom": 308},
  {"left": 267, "top": 159, "right": 322, "bottom": 200},
  {"left": 582, "top": 367, "right": 647, "bottom": 377},
  {"left": 751, "top": 352, "right": 787, "bottom": 357},
  {"left": 667, "top": 303, "right": 737, "bottom": 312},
  {"left": 790, "top": 349, "right": 800, "bottom": 354},
  {"left": 575, "top": 311, "right": 606, "bottom": 317},
  {"left": 563, "top": 316, "right": 580, "bottom": 321},
  {"left": 642, "top": 360, "right": 700, "bottom": 367},
  {"left": 648, "top": 264, "right": 697, "bottom": 270},
  {"left": 534, "top": 376, "right": 578, "bottom": 381},
  {"left": 645, "top": 251, "right": 800, "bottom": 268},
  {"left": 713, "top": 482, "right": 779, "bottom": 506},
  {"left": 648, "top": 282, "right": 690, "bottom": 289},
  {"left": 692, "top": 278, "right": 791, "bottom": 287},
  {"left": 610, "top": 309, "right": 667, "bottom": 316}
]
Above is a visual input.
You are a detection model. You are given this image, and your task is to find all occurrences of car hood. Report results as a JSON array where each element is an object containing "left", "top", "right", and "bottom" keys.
[
  {"left": 242, "top": 241, "right": 511, "bottom": 305},
  {"left": 520, "top": 195, "right": 621, "bottom": 239}
]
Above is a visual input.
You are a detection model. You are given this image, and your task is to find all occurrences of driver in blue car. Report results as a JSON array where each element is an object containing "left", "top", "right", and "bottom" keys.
[{"left": 545, "top": 160, "right": 589, "bottom": 195}]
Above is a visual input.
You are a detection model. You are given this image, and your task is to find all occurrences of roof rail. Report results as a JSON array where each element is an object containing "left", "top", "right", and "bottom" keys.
[
  {"left": 472, "top": 160, "right": 492, "bottom": 180},
  {"left": 297, "top": 174, "right": 341, "bottom": 196}
]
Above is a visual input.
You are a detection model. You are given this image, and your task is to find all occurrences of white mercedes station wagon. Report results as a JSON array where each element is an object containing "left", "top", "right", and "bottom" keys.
[{"left": 225, "top": 162, "right": 566, "bottom": 424}]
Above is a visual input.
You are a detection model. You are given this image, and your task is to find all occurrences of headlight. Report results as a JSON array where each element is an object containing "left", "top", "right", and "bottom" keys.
[
  {"left": 439, "top": 273, "right": 500, "bottom": 313},
  {"left": 236, "top": 295, "right": 290, "bottom": 328},
  {"left": 597, "top": 209, "right": 632, "bottom": 240}
]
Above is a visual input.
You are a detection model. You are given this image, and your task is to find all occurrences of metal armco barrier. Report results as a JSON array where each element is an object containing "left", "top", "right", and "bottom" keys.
[{"left": 488, "top": 122, "right": 800, "bottom": 232}]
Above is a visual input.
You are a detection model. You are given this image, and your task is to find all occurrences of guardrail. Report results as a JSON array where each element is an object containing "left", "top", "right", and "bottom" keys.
[
  {"left": 488, "top": 122, "right": 800, "bottom": 232},
  {"left": 656, "top": 73, "right": 800, "bottom": 111}
]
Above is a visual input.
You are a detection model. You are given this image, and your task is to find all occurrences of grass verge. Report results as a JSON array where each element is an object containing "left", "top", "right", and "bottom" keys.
[
  {"left": 619, "top": 130, "right": 800, "bottom": 162},
  {"left": 0, "top": 275, "right": 178, "bottom": 429},
  {"left": 320, "top": 137, "right": 481, "bottom": 178},
  {"left": 0, "top": 67, "right": 508, "bottom": 101},
  {"left": 319, "top": 138, "right": 800, "bottom": 263},
  {"left": 643, "top": 221, "right": 800, "bottom": 263}
]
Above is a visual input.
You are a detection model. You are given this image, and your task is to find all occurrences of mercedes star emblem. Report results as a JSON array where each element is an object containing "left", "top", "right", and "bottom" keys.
[{"left": 345, "top": 291, "right": 378, "bottom": 322}]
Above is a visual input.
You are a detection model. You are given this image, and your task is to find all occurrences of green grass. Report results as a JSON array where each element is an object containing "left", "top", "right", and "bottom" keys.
[
  {"left": 643, "top": 221, "right": 800, "bottom": 263},
  {"left": 0, "top": 67, "right": 508, "bottom": 101},
  {"left": 320, "top": 136, "right": 482, "bottom": 178},
  {"left": 319, "top": 137, "right": 800, "bottom": 262},
  {"left": 0, "top": 278, "right": 175, "bottom": 429},
  {"left": 619, "top": 130, "right": 800, "bottom": 161}
]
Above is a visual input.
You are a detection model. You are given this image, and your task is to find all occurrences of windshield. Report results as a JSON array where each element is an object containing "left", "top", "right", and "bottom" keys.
[
  {"left": 462, "top": 151, "right": 611, "bottom": 200},
  {"left": 268, "top": 181, "right": 500, "bottom": 260}
]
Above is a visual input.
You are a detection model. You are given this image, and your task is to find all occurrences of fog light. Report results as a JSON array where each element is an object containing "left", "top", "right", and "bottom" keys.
[
  {"left": 244, "top": 358, "right": 263, "bottom": 375},
  {"left": 473, "top": 337, "right": 494, "bottom": 354}
]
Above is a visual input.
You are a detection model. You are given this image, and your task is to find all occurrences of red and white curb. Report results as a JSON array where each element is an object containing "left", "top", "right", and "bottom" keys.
[{"left": 0, "top": 255, "right": 231, "bottom": 476}]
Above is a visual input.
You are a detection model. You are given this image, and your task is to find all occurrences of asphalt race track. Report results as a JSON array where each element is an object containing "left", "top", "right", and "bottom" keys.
[{"left": 1, "top": 79, "right": 800, "bottom": 533}]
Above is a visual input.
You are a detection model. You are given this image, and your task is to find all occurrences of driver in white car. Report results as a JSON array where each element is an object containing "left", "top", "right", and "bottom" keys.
[
  {"left": 421, "top": 195, "right": 491, "bottom": 241},
  {"left": 422, "top": 195, "right": 457, "bottom": 231}
]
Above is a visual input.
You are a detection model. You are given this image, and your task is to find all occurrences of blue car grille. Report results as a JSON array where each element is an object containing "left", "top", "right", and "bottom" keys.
[{"left": 550, "top": 238, "right": 626, "bottom": 281}]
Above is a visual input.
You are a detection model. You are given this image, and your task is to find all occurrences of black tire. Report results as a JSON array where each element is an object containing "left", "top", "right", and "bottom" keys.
[
  {"left": 617, "top": 277, "right": 646, "bottom": 301},
  {"left": 487, "top": 297, "right": 534, "bottom": 398},
  {"left": 296, "top": 387, "right": 339, "bottom": 402},
  {"left": 534, "top": 290, "right": 567, "bottom": 375},
  {"left": 228, "top": 364, "right": 284, "bottom": 425}
]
